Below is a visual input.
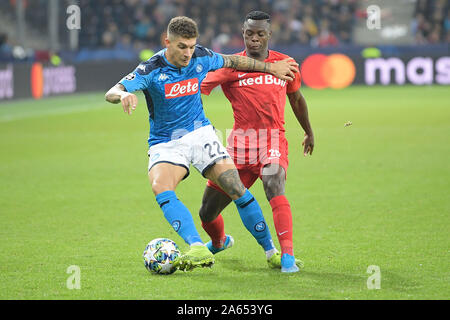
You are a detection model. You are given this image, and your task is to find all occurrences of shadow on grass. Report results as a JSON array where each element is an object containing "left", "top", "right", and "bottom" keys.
[{"left": 215, "top": 258, "right": 423, "bottom": 299}]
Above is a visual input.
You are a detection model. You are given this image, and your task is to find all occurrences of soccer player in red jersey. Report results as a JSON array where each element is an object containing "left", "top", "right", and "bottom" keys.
[{"left": 199, "top": 11, "right": 314, "bottom": 272}]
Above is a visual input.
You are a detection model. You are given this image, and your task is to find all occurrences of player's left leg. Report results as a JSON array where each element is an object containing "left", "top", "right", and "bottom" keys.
[
  {"left": 199, "top": 167, "right": 260, "bottom": 253},
  {"left": 204, "top": 158, "right": 276, "bottom": 257},
  {"left": 261, "top": 163, "right": 301, "bottom": 273}
]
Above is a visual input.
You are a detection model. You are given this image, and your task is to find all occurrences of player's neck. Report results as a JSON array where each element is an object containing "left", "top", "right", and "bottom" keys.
[
  {"left": 164, "top": 51, "right": 183, "bottom": 69},
  {"left": 246, "top": 49, "right": 269, "bottom": 61}
]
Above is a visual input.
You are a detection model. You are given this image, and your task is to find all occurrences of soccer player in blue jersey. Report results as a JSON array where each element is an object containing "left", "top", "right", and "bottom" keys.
[{"left": 105, "top": 16, "right": 298, "bottom": 271}]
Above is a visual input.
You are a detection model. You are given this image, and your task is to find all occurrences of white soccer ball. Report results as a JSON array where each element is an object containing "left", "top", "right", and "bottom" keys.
[{"left": 143, "top": 238, "right": 180, "bottom": 275}]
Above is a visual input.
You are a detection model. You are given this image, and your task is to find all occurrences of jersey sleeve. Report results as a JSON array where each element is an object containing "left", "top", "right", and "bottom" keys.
[
  {"left": 208, "top": 51, "right": 224, "bottom": 71},
  {"left": 194, "top": 45, "right": 224, "bottom": 72},
  {"left": 286, "top": 65, "right": 301, "bottom": 93},
  {"left": 201, "top": 68, "right": 232, "bottom": 95},
  {"left": 118, "top": 63, "right": 151, "bottom": 92}
]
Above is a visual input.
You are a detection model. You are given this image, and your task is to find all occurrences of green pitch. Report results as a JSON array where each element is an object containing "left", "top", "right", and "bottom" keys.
[{"left": 0, "top": 86, "right": 448, "bottom": 300}]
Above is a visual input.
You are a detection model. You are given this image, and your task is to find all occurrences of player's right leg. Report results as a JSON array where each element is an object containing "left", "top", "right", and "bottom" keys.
[
  {"left": 149, "top": 160, "right": 213, "bottom": 271},
  {"left": 149, "top": 163, "right": 199, "bottom": 245}
]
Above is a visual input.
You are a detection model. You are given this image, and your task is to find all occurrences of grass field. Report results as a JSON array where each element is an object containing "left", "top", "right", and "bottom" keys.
[{"left": 0, "top": 86, "right": 449, "bottom": 300}]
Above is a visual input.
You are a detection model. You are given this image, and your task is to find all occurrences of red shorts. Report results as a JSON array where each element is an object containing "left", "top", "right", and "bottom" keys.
[{"left": 207, "top": 136, "right": 289, "bottom": 195}]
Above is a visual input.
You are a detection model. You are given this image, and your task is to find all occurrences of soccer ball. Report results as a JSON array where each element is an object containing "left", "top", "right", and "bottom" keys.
[{"left": 143, "top": 238, "right": 180, "bottom": 275}]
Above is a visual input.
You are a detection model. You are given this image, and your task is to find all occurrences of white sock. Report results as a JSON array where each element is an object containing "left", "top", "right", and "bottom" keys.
[
  {"left": 190, "top": 242, "right": 204, "bottom": 247},
  {"left": 265, "top": 248, "right": 278, "bottom": 259}
]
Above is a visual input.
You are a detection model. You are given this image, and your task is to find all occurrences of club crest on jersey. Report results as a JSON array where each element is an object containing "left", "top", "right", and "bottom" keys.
[
  {"left": 196, "top": 64, "right": 203, "bottom": 73},
  {"left": 165, "top": 78, "right": 199, "bottom": 99}
]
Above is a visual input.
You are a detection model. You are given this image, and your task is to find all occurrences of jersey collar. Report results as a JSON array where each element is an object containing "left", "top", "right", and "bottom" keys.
[{"left": 243, "top": 49, "right": 271, "bottom": 61}]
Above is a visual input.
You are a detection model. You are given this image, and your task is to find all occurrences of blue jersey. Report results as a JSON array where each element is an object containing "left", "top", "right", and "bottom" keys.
[{"left": 119, "top": 45, "right": 224, "bottom": 147}]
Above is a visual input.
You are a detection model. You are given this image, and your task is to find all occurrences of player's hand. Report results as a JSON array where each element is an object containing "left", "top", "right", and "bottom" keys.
[
  {"left": 302, "top": 132, "right": 314, "bottom": 156},
  {"left": 120, "top": 92, "right": 138, "bottom": 115},
  {"left": 270, "top": 58, "right": 298, "bottom": 81}
]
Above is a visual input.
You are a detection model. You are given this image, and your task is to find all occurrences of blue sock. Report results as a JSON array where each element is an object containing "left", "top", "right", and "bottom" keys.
[
  {"left": 155, "top": 191, "right": 203, "bottom": 246},
  {"left": 234, "top": 189, "right": 275, "bottom": 251}
]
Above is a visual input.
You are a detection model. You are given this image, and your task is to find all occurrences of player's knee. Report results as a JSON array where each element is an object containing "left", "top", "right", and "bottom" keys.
[
  {"left": 151, "top": 180, "right": 173, "bottom": 195},
  {"left": 216, "top": 169, "right": 246, "bottom": 199},
  {"left": 224, "top": 182, "right": 246, "bottom": 199}
]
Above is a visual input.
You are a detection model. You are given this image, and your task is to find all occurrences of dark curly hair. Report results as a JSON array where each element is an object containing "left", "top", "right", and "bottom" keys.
[
  {"left": 167, "top": 16, "right": 199, "bottom": 39},
  {"left": 245, "top": 11, "right": 271, "bottom": 22}
]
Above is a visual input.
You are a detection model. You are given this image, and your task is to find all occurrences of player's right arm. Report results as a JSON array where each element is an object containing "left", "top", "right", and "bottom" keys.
[
  {"left": 221, "top": 55, "right": 298, "bottom": 81},
  {"left": 105, "top": 63, "right": 151, "bottom": 115},
  {"left": 105, "top": 83, "right": 138, "bottom": 115}
]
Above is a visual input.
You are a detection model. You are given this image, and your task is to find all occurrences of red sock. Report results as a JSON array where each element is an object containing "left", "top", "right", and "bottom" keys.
[
  {"left": 269, "top": 195, "right": 294, "bottom": 256},
  {"left": 201, "top": 214, "right": 226, "bottom": 248}
]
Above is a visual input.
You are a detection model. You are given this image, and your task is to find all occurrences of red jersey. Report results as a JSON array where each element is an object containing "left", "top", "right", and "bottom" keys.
[{"left": 201, "top": 50, "right": 301, "bottom": 150}]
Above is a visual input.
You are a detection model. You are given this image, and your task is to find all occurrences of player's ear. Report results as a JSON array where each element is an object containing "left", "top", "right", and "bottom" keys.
[{"left": 164, "top": 37, "right": 170, "bottom": 48}]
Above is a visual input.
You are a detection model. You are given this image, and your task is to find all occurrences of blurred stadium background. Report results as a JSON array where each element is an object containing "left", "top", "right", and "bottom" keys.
[{"left": 0, "top": 0, "right": 449, "bottom": 100}]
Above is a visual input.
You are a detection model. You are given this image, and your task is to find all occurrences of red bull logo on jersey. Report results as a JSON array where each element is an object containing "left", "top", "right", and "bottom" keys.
[
  {"left": 165, "top": 78, "right": 199, "bottom": 99},
  {"left": 238, "top": 74, "right": 287, "bottom": 87}
]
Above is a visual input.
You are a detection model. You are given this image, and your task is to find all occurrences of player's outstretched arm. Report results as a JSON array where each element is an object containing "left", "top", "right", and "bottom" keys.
[
  {"left": 105, "top": 83, "right": 138, "bottom": 115},
  {"left": 221, "top": 55, "right": 298, "bottom": 81},
  {"left": 288, "top": 89, "right": 314, "bottom": 156}
]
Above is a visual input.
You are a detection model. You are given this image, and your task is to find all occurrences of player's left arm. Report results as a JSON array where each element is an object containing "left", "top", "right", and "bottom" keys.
[
  {"left": 288, "top": 89, "right": 314, "bottom": 156},
  {"left": 221, "top": 54, "right": 298, "bottom": 81}
]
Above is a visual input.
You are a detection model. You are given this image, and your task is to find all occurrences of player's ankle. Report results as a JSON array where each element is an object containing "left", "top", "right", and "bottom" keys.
[
  {"left": 190, "top": 242, "right": 205, "bottom": 247},
  {"left": 212, "top": 236, "right": 227, "bottom": 249},
  {"left": 265, "top": 248, "right": 278, "bottom": 259},
  {"left": 281, "top": 247, "right": 294, "bottom": 256}
]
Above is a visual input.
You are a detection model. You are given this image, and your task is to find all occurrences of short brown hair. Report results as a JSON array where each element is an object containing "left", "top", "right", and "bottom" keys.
[{"left": 167, "top": 16, "right": 199, "bottom": 39}]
